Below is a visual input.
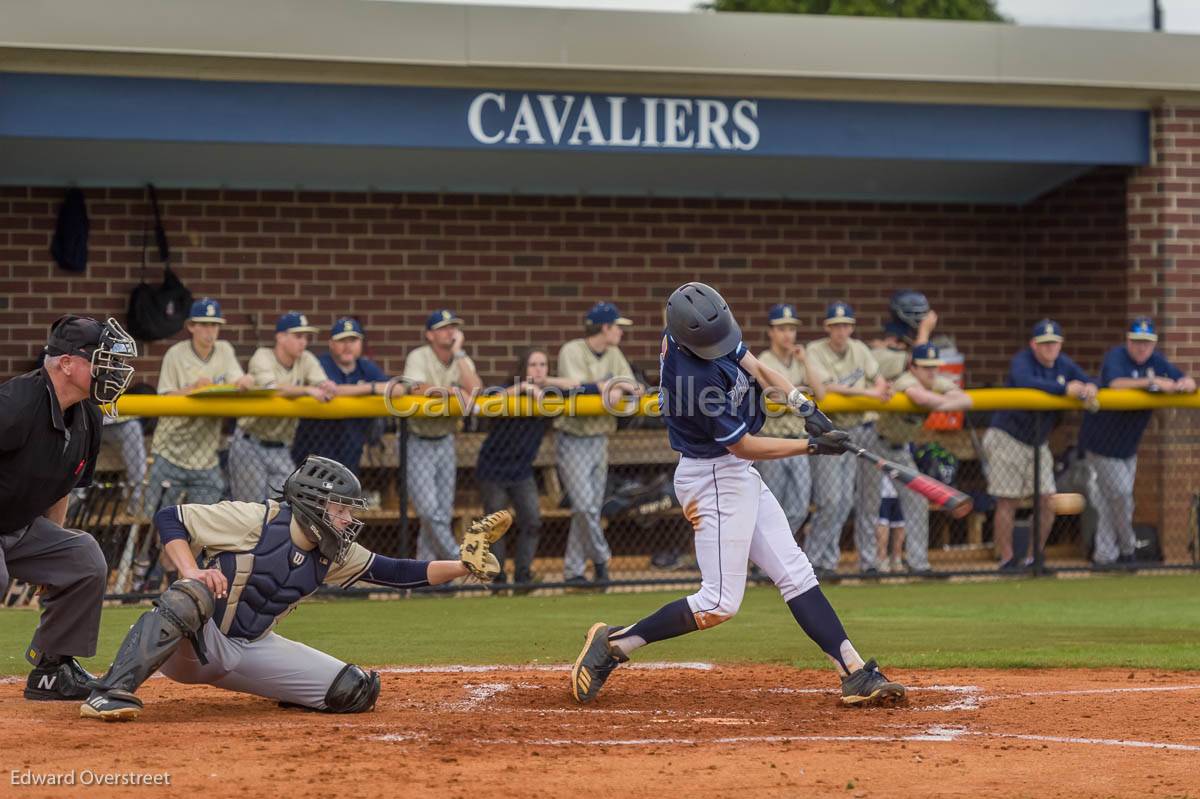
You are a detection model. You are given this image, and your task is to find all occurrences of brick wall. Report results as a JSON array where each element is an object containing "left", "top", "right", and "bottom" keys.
[{"left": 0, "top": 171, "right": 1130, "bottom": 388}]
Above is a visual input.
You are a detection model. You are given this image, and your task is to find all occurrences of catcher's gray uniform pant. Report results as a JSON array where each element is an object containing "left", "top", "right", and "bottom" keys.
[
  {"left": 755, "top": 453, "right": 811, "bottom": 535},
  {"left": 229, "top": 431, "right": 295, "bottom": 503},
  {"left": 806, "top": 422, "right": 876, "bottom": 572},
  {"left": 1087, "top": 453, "right": 1137, "bottom": 564},
  {"left": 143, "top": 456, "right": 225, "bottom": 515},
  {"left": 557, "top": 432, "right": 611, "bottom": 578},
  {"left": 0, "top": 517, "right": 107, "bottom": 664},
  {"left": 856, "top": 436, "right": 932, "bottom": 571},
  {"left": 162, "top": 619, "right": 346, "bottom": 710},
  {"left": 406, "top": 434, "right": 459, "bottom": 561}
]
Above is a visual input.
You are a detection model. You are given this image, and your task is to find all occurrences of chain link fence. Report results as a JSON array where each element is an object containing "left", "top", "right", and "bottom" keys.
[{"left": 6, "top": 393, "right": 1199, "bottom": 606}]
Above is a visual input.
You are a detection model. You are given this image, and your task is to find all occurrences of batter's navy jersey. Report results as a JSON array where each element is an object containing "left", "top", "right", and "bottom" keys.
[{"left": 659, "top": 335, "right": 765, "bottom": 459}]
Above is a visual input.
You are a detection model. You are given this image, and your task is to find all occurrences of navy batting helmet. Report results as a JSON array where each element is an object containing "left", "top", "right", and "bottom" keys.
[{"left": 666, "top": 282, "right": 741, "bottom": 360}]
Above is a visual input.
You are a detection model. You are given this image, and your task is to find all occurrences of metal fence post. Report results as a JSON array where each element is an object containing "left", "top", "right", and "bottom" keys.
[
  {"left": 1032, "top": 440, "right": 1043, "bottom": 575},
  {"left": 397, "top": 417, "right": 410, "bottom": 558}
]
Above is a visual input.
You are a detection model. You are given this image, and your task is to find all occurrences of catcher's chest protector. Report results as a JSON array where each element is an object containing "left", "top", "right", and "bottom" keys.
[{"left": 209, "top": 505, "right": 331, "bottom": 640}]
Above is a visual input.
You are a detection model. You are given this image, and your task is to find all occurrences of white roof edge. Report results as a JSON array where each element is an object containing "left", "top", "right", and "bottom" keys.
[{"left": 2, "top": 0, "right": 1199, "bottom": 98}]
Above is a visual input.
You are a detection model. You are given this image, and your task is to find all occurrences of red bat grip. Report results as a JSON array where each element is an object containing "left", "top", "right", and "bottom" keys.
[{"left": 907, "top": 475, "right": 973, "bottom": 518}]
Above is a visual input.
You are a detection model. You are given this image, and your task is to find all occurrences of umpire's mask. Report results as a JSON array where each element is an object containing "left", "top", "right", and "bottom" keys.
[
  {"left": 45, "top": 315, "right": 138, "bottom": 417},
  {"left": 665, "top": 282, "right": 742, "bottom": 360},
  {"left": 284, "top": 456, "right": 369, "bottom": 564}
]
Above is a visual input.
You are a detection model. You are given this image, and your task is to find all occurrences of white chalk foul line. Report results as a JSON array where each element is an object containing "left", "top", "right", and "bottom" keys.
[{"left": 376, "top": 662, "right": 714, "bottom": 674}]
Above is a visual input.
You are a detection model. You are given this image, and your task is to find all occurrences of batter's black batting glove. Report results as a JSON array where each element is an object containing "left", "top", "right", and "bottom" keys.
[
  {"left": 803, "top": 406, "right": 836, "bottom": 438},
  {"left": 808, "top": 430, "right": 851, "bottom": 456}
]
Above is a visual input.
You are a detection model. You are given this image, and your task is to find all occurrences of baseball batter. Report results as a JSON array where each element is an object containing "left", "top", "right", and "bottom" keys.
[
  {"left": 80, "top": 456, "right": 510, "bottom": 722},
  {"left": 570, "top": 283, "right": 906, "bottom": 708}
]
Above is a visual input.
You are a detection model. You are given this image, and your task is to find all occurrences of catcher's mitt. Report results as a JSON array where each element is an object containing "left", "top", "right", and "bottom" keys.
[{"left": 460, "top": 510, "right": 512, "bottom": 580}]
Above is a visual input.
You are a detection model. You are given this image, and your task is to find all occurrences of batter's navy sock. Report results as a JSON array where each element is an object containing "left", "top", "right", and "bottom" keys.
[
  {"left": 608, "top": 598, "right": 699, "bottom": 658},
  {"left": 786, "top": 587, "right": 864, "bottom": 677}
]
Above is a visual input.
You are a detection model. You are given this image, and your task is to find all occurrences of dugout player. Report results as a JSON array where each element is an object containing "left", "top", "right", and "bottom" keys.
[
  {"left": 1077, "top": 318, "right": 1195, "bottom": 566},
  {"left": 570, "top": 283, "right": 906, "bottom": 708},
  {"left": 1, "top": 315, "right": 137, "bottom": 701},
  {"left": 805, "top": 302, "right": 890, "bottom": 576},
  {"left": 145, "top": 298, "right": 254, "bottom": 513},
  {"left": 754, "top": 303, "right": 826, "bottom": 536},
  {"left": 80, "top": 456, "right": 510, "bottom": 721},
  {"left": 230, "top": 312, "right": 336, "bottom": 503}
]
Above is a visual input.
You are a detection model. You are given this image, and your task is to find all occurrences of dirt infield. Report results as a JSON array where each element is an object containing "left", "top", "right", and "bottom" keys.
[{"left": 3, "top": 665, "right": 1199, "bottom": 799}]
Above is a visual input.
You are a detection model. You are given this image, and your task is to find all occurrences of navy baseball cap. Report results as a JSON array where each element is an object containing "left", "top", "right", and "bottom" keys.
[
  {"left": 586, "top": 302, "right": 632, "bottom": 327},
  {"left": 426, "top": 309, "right": 464, "bottom": 331},
  {"left": 1128, "top": 317, "right": 1158, "bottom": 341},
  {"left": 911, "top": 343, "right": 944, "bottom": 367},
  {"left": 1031, "top": 319, "right": 1064, "bottom": 343},
  {"left": 44, "top": 315, "right": 105, "bottom": 358},
  {"left": 331, "top": 316, "right": 364, "bottom": 340},
  {"left": 276, "top": 312, "right": 318, "bottom": 334},
  {"left": 189, "top": 297, "right": 225, "bottom": 324},
  {"left": 768, "top": 303, "right": 799, "bottom": 326},
  {"left": 824, "top": 301, "right": 856, "bottom": 326}
]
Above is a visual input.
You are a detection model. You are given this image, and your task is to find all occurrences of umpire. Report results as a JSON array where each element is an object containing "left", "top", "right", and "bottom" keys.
[{"left": 0, "top": 315, "right": 137, "bottom": 701}]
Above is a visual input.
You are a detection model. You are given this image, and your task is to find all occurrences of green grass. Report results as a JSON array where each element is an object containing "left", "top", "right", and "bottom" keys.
[{"left": 2, "top": 574, "right": 1198, "bottom": 676}]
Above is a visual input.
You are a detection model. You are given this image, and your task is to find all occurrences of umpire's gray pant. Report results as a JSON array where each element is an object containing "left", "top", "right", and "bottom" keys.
[
  {"left": 856, "top": 435, "right": 932, "bottom": 571},
  {"left": 557, "top": 433, "right": 611, "bottom": 578},
  {"left": 1086, "top": 453, "right": 1137, "bottom": 564},
  {"left": 406, "top": 435, "right": 459, "bottom": 561},
  {"left": 806, "top": 422, "right": 877, "bottom": 572},
  {"left": 755, "top": 453, "right": 811, "bottom": 536},
  {"left": 162, "top": 619, "right": 346, "bottom": 710},
  {"left": 1, "top": 518, "right": 108, "bottom": 664},
  {"left": 229, "top": 431, "right": 295, "bottom": 503}
]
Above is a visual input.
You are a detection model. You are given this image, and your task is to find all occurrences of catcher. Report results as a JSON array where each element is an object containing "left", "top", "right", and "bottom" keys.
[{"left": 80, "top": 455, "right": 509, "bottom": 721}]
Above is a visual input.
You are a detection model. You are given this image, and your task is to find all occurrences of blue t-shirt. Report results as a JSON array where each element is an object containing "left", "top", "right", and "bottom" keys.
[
  {"left": 292, "top": 353, "right": 388, "bottom": 474},
  {"left": 1077, "top": 345, "right": 1183, "bottom": 458},
  {"left": 990, "top": 348, "right": 1093, "bottom": 446},
  {"left": 659, "top": 335, "right": 765, "bottom": 459},
  {"left": 476, "top": 415, "right": 550, "bottom": 483}
]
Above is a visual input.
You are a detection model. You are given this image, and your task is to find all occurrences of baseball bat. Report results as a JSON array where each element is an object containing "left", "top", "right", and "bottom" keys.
[{"left": 844, "top": 444, "right": 974, "bottom": 519}]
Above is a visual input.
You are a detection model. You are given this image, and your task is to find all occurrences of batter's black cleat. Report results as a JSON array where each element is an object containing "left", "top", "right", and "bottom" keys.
[
  {"left": 570, "top": 622, "right": 627, "bottom": 704},
  {"left": 24, "top": 656, "right": 94, "bottom": 701},
  {"left": 840, "top": 659, "right": 907, "bottom": 707},
  {"left": 79, "top": 688, "right": 143, "bottom": 722}
]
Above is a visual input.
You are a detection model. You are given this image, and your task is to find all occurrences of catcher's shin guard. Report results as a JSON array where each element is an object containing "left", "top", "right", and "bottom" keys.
[
  {"left": 323, "top": 664, "right": 381, "bottom": 713},
  {"left": 81, "top": 578, "right": 214, "bottom": 721}
]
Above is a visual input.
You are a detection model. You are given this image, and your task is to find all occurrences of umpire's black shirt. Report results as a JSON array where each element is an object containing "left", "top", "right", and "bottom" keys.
[{"left": 0, "top": 368, "right": 101, "bottom": 534}]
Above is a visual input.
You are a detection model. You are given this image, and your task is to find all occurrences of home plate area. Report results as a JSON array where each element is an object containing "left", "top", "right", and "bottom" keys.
[{"left": 3, "top": 664, "right": 1199, "bottom": 798}]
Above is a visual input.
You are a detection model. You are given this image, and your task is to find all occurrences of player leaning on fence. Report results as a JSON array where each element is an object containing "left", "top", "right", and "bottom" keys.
[
  {"left": 0, "top": 315, "right": 137, "bottom": 702},
  {"left": 230, "top": 312, "right": 336, "bottom": 503},
  {"left": 985, "top": 319, "right": 1097, "bottom": 572},
  {"left": 146, "top": 298, "right": 255, "bottom": 513}
]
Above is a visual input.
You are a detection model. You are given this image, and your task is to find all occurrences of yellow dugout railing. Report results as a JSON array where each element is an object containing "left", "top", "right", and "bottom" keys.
[{"left": 108, "top": 387, "right": 1200, "bottom": 419}]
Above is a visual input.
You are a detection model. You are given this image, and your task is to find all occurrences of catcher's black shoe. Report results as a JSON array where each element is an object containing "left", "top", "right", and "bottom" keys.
[
  {"left": 80, "top": 688, "right": 143, "bottom": 722},
  {"left": 570, "top": 622, "right": 627, "bottom": 704},
  {"left": 24, "top": 656, "right": 93, "bottom": 701},
  {"left": 840, "top": 659, "right": 907, "bottom": 707}
]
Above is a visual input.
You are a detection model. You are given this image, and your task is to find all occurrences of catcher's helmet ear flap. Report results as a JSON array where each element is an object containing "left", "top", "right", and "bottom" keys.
[
  {"left": 283, "top": 456, "right": 368, "bottom": 564},
  {"left": 889, "top": 290, "right": 930, "bottom": 330},
  {"left": 665, "top": 282, "right": 742, "bottom": 360}
]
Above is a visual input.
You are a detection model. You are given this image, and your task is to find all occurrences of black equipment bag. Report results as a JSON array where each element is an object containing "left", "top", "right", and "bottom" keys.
[{"left": 126, "top": 185, "right": 191, "bottom": 341}]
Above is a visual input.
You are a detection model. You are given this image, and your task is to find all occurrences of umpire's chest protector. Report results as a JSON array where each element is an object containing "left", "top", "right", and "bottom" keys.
[{"left": 209, "top": 505, "right": 332, "bottom": 641}]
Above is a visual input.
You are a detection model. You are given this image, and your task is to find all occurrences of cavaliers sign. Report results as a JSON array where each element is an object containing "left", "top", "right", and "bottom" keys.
[{"left": 467, "top": 92, "right": 760, "bottom": 151}]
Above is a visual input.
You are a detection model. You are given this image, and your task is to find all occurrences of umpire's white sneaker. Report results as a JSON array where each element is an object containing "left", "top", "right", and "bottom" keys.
[
  {"left": 570, "top": 623, "right": 627, "bottom": 704},
  {"left": 80, "top": 689, "right": 143, "bottom": 722}
]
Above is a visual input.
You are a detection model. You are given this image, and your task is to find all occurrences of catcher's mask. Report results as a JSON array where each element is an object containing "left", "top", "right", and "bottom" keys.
[
  {"left": 45, "top": 315, "right": 138, "bottom": 417},
  {"left": 283, "top": 456, "right": 368, "bottom": 564}
]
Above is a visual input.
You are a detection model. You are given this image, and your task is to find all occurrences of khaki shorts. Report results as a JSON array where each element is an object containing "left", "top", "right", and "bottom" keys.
[{"left": 982, "top": 427, "right": 1055, "bottom": 499}]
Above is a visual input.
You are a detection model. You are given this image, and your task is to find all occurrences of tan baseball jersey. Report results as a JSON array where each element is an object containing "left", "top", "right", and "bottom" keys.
[
  {"left": 152, "top": 340, "right": 245, "bottom": 470},
  {"left": 757, "top": 348, "right": 810, "bottom": 438},
  {"left": 402, "top": 344, "right": 477, "bottom": 438},
  {"left": 806, "top": 337, "right": 880, "bottom": 429},
  {"left": 555, "top": 338, "right": 634, "bottom": 437},
  {"left": 238, "top": 348, "right": 327, "bottom": 445},
  {"left": 873, "top": 345, "right": 908, "bottom": 382},
  {"left": 875, "top": 371, "right": 958, "bottom": 446}
]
